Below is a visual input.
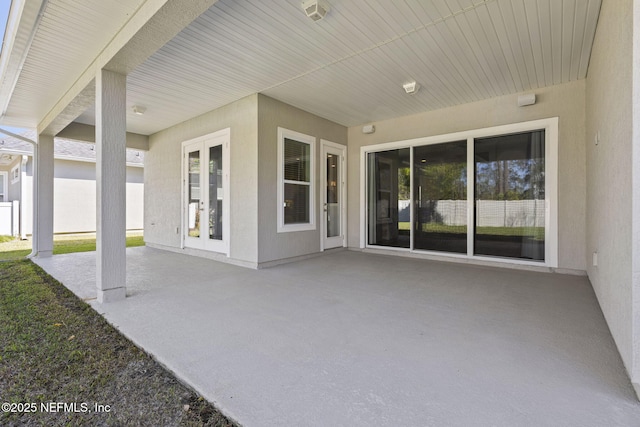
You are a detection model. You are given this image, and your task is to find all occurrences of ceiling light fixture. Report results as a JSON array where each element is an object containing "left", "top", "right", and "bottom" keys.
[
  {"left": 302, "top": 0, "right": 330, "bottom": 21},
  {"left": 403, "top": 81, "right": 420, "bottom": 95},
  {"left": 132, "top": 105, "right": 146, "bottom": 115}
]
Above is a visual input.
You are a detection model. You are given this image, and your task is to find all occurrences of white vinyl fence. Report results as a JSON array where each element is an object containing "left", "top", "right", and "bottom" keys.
[
  {"left": 0, "top": 201, "right": 19, "bottom": 236},
  {"left": 400, "top": 199, "right": 545, "bottom": 227}
]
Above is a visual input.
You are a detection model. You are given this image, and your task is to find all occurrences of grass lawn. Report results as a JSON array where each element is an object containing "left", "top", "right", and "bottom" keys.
[
  {"left": 0, "top": 260, "right": 234, "bottom": 426},
  {"left": 397, "top": 222, "right": 544, "bottom": 239},
  {"left": 0, "top": 234, "right": 146, "bottom": 261},
  {"left": 0, "top": 235, "right": 16, "bottom": 244}
]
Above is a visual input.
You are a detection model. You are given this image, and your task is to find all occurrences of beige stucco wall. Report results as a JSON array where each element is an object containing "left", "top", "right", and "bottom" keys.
[
  {"left": 347, "top": 79, "right": 587, "bottom": 272},
  {"left": 257, "top": 95, "right": 347, "bottom": 264},
  {"left": 145, "top": 94, "right": 259, "bottom": 264},
  {"left": 586, "top": 0, "right": 639, "bottom": 395}
]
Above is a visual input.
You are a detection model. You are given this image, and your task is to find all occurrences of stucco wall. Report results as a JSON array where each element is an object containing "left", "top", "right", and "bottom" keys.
[
  {"left": 20, "top": 158, "right": 143, "bottom": 234},
  {"left": 347, "top": 80, "right": 586, "bottom": 272},
  {"left": 586, "top": 0, "right": 639, "bottom": 395},
  {"left": 145, "top": 95, "right": 259, "bottom": 264},
  {"left": 53, "top": 160, "right": 97, "bottom": 233},
  {"left": 257, "top": 95, "right": 348, "bottom": 264}
]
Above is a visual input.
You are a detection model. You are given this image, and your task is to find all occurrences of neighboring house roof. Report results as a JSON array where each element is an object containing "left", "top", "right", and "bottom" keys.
[{"left": 0, "top": 134, "right": 145, "bottom": 167}]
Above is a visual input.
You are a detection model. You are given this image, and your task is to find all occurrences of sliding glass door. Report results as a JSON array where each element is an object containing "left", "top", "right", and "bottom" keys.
[
  {"left": 367, "top": 148, "right": 410, "bottom": 248},
  {"left": 364, "top": 121, "right": 555, "bottom": 266},
  {"left": 474, "top": 131, "right": 545, "bottom": 260},
  {"left": 414, "top": 141, "right": 467, "bottom": 253}
]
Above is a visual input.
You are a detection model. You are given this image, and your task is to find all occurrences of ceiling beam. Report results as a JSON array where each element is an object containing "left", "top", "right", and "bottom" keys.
[
  {"left": 38, "top": 0, "right": 219, "bottom": 136},
  {"left": 57, "top": 122, "right": 149, "bottom": 151}
]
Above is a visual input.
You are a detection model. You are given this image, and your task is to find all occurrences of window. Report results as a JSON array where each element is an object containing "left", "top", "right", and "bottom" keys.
[
  {"left": 362, "top": 118, "right": 558, "bottom": 267},
  {"left": 0, "top": 171, "right": 7, "bottom": 202},
  {"left": 10, "top": 165, "right": 19, "bottom": 184},
  {"left": 278, "top": 128, "right": 315, "bottom": 232}
]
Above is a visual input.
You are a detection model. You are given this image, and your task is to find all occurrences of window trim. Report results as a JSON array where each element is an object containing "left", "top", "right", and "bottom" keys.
[
  {"left": 277, "top": 127, "right": 316, "bottom": 233},
  {"left": 359, "top": 118, "right": 558, "bottom": 268}
]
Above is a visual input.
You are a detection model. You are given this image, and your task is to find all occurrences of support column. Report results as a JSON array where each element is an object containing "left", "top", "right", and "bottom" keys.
[
  {"left": 96, "top": 69, "right": 127, "bottom": 303},
  {"left": 33, "top": 134, "right": 54, "bottom": 257}
]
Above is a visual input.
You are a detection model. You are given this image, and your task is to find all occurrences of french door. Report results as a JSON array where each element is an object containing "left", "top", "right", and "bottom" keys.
[
  {"left": 321, "top": 140, "right": 346, "bottom": 250},
  {"left": 182, "top": 129, "right": 230, "bottom": 254}
]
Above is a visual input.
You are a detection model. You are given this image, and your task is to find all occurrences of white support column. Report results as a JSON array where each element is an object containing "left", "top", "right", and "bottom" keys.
[
  {"left": 96, "top": 69, "right": 127, "bottom": 303},
  {"left": 33, "top": 133, "right": 54, "bottom": 257}
]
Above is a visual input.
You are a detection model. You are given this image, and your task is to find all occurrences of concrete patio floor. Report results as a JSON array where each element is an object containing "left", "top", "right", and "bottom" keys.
[{"left": 34, "top": 247, "right": 640, "bottom": 426}]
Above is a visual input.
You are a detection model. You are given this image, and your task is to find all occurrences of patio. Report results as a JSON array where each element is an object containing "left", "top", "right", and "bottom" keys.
[{"left": 34, "top": 247, "right": 640, "bottom": 426}]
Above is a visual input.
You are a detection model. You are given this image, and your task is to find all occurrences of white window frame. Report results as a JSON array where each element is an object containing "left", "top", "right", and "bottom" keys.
[
  {"left": 10, "top": 165, "right": 19, "bottom": 184},
  {"left": 277, "top": 127, "right": 316, "bottom": 233},
  {"left": 0, "top": 171, "right": 7, "bottom": 202},
  {"left": 360, "top": 117, "right": 558, "bottom": 268}
]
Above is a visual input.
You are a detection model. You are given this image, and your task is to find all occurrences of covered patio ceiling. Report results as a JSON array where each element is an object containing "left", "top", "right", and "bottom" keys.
[{"left": 0, "top": 0, "right": 602, "bottom": 135}]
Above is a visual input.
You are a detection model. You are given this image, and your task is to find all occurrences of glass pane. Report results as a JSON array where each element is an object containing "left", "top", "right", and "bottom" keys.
[
  {"left": 414, "top": 141, "right": 467, "bottom": 253},
  {"left": 209, "top": 145, "right": 223, "bottom": 241},
  {"left": 188, "top": 150, "right": 201, "bottom": 238},
  {"left": 474, "top": 131, "right": 545, "bottom": 260},
  {"left": 367, "top": 148, "right": 410, "bottom": 248},
  {"left": 284, "top": 183, "right": 310, "bottom": 224},
  {"left": 326, "top": 153, "right": 340, "bottom": 238},
  {"left": 284, "top": 138, "right": 310, "bottom": 182}
]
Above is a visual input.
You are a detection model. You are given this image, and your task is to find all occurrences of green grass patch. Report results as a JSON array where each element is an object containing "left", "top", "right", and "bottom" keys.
[
  {"left": 54, "top": 235, "right": 145, "bottom": 255},
  {"left": 398, "top": 222, "right": 544, "bottom": 239},
  {"left": 0, "top": 235, "right": 16, "bottom": 243},
  {"left": 0, "top": 235, "right": 146, "bottom": 261},
  {"left": 476, "top": 226, "right": 544, "bottom": 240},
  {"left": 0, "top": 249, "right": 31, "bottom": 260},
  {"left": 0, "top": 260, "right": 233, "bottom": 426}
]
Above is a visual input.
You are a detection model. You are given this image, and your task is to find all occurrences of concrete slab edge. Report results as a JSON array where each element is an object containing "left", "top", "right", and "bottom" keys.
[{"left": 89, "top": 301, "right": 244, "bottom": 426}]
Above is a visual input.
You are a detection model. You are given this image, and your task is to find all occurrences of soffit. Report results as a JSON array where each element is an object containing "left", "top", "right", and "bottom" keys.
[
  {"left": 5, "top": 0, "right": 602, "bottom": 134},
  {"left": 1, "top": 0, "right": 146, "bottom": 128}
]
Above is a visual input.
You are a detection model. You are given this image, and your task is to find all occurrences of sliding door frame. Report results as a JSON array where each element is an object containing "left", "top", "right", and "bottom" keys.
[{"left": 359, "top": 118, "right": 558, "bottom": 268}]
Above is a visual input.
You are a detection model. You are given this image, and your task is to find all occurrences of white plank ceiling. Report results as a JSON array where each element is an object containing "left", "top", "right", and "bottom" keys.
[
  {"left": 2, "top": 0, "right": 146, "bottom": 128},
  {"left": 4, "top": 0, "right": 602, "bottom": 134}
]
